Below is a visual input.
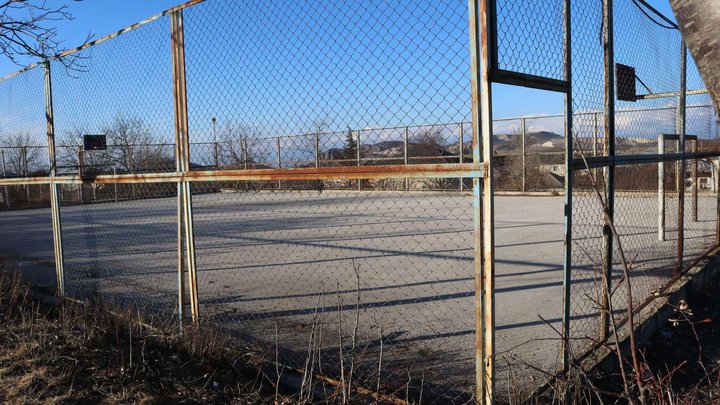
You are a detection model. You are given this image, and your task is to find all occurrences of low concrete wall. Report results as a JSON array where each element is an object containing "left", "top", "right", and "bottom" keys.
[{"left": 581, "top": 246, "right": 720, "bottom": 376}]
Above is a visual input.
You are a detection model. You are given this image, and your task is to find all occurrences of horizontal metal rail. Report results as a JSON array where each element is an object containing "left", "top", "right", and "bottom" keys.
[
  {"left": 490, "top": 68, "right": 570, "bottom": 93},
  {"left": 569, "top": 150, "right": 720, "bottom": 171},
  {"left": 0, "top": 163, "right": 484, "bottom": 186},
  {"left": 637, "top": 88, "right": 709, "bottom": 100}
]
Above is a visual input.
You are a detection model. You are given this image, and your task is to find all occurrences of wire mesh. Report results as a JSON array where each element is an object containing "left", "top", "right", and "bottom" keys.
[
  {"left": 44, "top": 14, "right": 179, "bottom": 320},
  {"left": 495, "top": 0, "right": 565, "bottom": 80},
  {"left": 566, "top": 0, "right": 720, "bottom": 368},
  {"left": 613, "top": 0, "right": 681, "bottom": 154},
  {"left": 58, "top": 182, "right": 179, "bottom": 320},
  {"left": 0, "top": 184, "right": 56, "bottom": 295},
  {"left": 0, "top": 66, "right": 50, "bottom": 178},
  {"left": 179, "top": 0, "right": 476, "bottom": 401},
  {"left": 182, "top": 0, "right": 471, "bottom": 167},
  {"left": 191, "top": 181, "right": 475, "bottom": 402},
  {"left": 0, "top": 0, "right": 719, "bottom": 403},
  {"left": 51, "top": 15, "right": 175, "bottom": 177}
]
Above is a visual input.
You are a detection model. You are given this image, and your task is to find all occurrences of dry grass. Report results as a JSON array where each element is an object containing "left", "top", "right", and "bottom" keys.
[{"left": 0, "top": 269, "right": 277, "bottom": 404}]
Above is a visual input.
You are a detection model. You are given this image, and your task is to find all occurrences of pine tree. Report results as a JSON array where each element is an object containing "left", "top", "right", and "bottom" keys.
[{"left": 339, "top": 127, "right": 357, "bottom": 165}]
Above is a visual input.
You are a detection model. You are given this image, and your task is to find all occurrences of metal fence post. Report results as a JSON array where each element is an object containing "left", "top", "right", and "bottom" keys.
[
  {"left": 593, "top": 113, "right": 599, "bottom": 157},
  {"left": 77, "top": 148, "right": 84, "bottom": 204},
  {"left": 459, "top": 122, "right": 464, "bottom": 192},
  {"left": 243, "top": 138, "right": 249, "bottom": 170},
  {"left": 212, "top": 117, "right": 219, "bottom": 169},
  {"left": 22, "top": 146, "right": 30, "bottom": 203},
  {"left": 43, "top": 60, "right": 65, "bottom": 296},
  {"left": 675, "top": 41, "right": 687, "bottom": 276},
  {"left": 593, "top": 112, "right": 599, "bottom": 182},
  {"left": 658, "top": 134, "right": 665, "bottom": 241},
  {"left": 404, "top": 126, "right": 409, "bottom": 191},
  {"left": 521, "top": 117, "right": 526, "bottom": 193},
  {"left": 356, "top": 130, "right": 362, "bottom": 190},
  {"left": 171, "top": 9, "right": 199, "bottom": 323},
  {"left": 315, "top": 133, "right": 320, "bottom": 190},
  {"left": 692, "top": 139, "right": 698, "bottom": 222},
  {"left": 1, "top": 150, "right": 8, "bottom": 209},
  {"left": 113, "top": 165, "right": 118, "bottom": 203},
  {"left": 468, "top": 0, "right": 495, "bottom": 402},
  {"left": 560, "top": 0, "right": 573, "bottom": 372},
  {"left": 716, "top": 156, "right": 720, "bottom": 245},
  {"left": 600, "top": 0, "right": 615, "bottom": 342},
  {"left": 276, "top": 136, "right": 281, "bottom": 190}
]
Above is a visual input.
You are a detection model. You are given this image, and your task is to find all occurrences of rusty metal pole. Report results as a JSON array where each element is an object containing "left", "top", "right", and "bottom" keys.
[
  {"left": 315, "top": 133, "right": 320, "bottom": 191},
  {"left": 692, "top": 140, "right": 698, "bottom": 222},
  {"left": 22, "top": 146, "right": 30, "bottom": 203},
  {"left": 212, "top": 117, "right": 218, "bottom": 169},
  {"left": 113, "top": 165, "right": 118, "bottom": 203},
  {"left": 77, "top": 148, "right": 84, "bottom": 204},
  {"left": 171, "top": 9, "right": 199, "bottom": 323},
  {"left": 356, "top": 131, "right": 362, "bottom": 190},
  {"left": 128, "top": 144, "right": 136, "bottom": 199},
  {"left": 276, "top": 136, "right": 281, "bottom": 190},
  {"left": 521, "top": 117, "right": 526, "bottom": 193},
  {"left": 460, "top": 122, "right": 465, "bottom": 192},
  {"left": 593, "top": 112, "right": 599, "bottom": 181},
  {"left": 404, "top": 126, "right": 409, "bottom": 191},
  {"left": 593, "top": 113, "right": 599, "bottom": 157},
  {"left": 1, "top": 150, "right": 8, "bottom": 209},
  {"left": 43, "top": 60, "right": 65, "bottom": 296},
  {"left": 658, "top": 134, "right": 665, "bottom": 241},
  {"left": 716, "top": 157, "right": 720, "bottom": 245},
  {"left": 173, "top": 45, "right": 186, "bottom": 325},
  {"left": 468, "top": 0, "right": 495, "bottom": 402},
  {"left": 600, "top": 0, "right": 615, "bottom": 342},
  {"left": 675, "top": 41, "right": 687, "bottom": 276},
  {"left": 560, "top": 0, "right": 573, "bottom": 372}
]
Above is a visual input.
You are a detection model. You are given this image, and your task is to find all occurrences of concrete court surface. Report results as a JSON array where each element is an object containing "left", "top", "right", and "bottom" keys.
[{"left": 0, "top": 191, "right": 715, "bottom": 400}]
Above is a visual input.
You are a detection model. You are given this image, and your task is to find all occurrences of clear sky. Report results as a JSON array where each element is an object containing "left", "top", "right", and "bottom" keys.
[
  {"left": 0, "top": 0, "right": 712, "bottom": 166},
  {"left": 0, "top": 0, "right": 179, "bottom": 78},
  {"left": 0, "top": 0, "right": 684, "bottom": 117}
]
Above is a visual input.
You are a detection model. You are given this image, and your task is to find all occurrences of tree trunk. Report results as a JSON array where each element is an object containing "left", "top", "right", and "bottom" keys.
[{"left": 671, "top": 0, "right": 720, "bottom": 112}]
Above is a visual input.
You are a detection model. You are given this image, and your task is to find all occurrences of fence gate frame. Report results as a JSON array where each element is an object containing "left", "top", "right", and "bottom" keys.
[{"left": 468, "top": 0, "right": 573, "bottom": 402}]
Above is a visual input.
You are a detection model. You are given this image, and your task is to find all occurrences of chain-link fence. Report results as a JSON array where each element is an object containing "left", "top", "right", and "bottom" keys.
[
  {"left": 0, "top": 0, "right": 718, "bottom": 404},
  {"left": 0, "top": 0, "right": 479, "bottom": 403},
  {"left": 474, "top": 0, "right": 720, "bottom": 402},
  {"left": 565, "top": 0, "right": 720, "bottom": 374}
]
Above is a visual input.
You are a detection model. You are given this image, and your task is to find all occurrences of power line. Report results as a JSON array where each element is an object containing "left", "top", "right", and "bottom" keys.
[{"left": 630, "top": 0, "right": 678, "bottom": 30}]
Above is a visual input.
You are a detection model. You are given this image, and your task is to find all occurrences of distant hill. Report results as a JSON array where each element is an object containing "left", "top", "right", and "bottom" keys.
[{"left": 493, "top": 131, "right": 564, "bottom": 152}]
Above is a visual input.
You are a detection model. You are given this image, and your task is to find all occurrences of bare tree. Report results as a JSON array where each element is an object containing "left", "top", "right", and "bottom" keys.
[
  {"left": 102, "top": 116, "right": 169, "bottom": 173},
  {"left": 410, "top": 127, "right": 449, "bottom": 162},
  {"left": 410, "top": 127, "right": 446, "bottom": 148},
  {"left": 0, "top": 0, "right": 90, "bottom": 68},
  {"left": 55, "top": 116, "right": 169, "bottom": 175},
  {"left": 57, "top": 128, "right": 111, "bottom": 175},
  {"left": 0, "top": 132, "right": 46, "bottom": 175},
  {"left": 218, "top": 124, "right": 267, "bottom": 168}
]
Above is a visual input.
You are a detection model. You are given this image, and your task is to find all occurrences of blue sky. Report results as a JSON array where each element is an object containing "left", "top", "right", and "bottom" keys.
[
  {"left": 0, "top": 1, "right": 178, "bottom": 77},
  {"left": 0, "top": 0, "right": 712, "bottom": 162},
  {"left": 0, "top": 0, "right": 683, "bottom": 117}
]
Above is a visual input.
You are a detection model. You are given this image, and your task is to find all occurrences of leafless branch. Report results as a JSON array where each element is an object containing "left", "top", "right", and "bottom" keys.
[{"left": 0, "top": 0, "right": 91, "bottom": 70}]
